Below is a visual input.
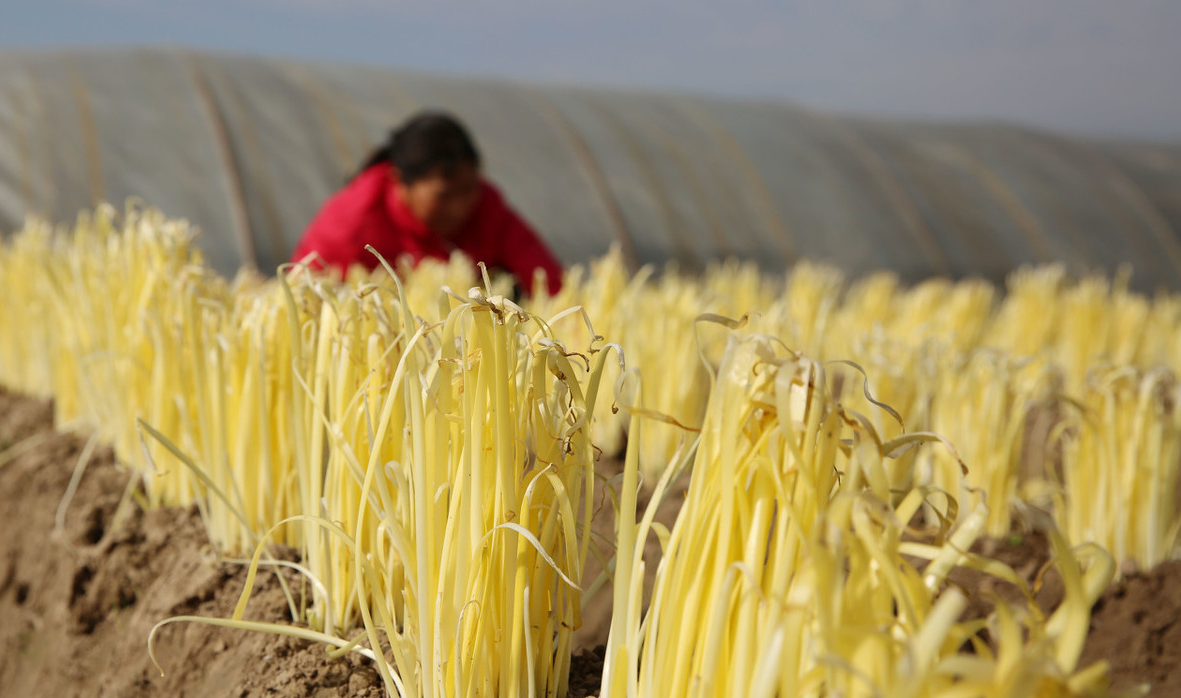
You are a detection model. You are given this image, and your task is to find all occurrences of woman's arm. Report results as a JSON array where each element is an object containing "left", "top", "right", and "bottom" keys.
[{"left": 499, "top": 207, "right": 564, "bottom": 296}]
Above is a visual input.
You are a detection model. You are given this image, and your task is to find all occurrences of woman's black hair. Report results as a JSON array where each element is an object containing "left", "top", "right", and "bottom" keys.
[{"left": 355, "top": 111, "right": 481, "bottom": 184}]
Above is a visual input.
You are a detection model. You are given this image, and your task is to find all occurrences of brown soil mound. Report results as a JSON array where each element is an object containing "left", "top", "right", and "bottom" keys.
[
  {"left": 1, "top": 386, "right": 1178, "bottom": 697},
  {"left": 0, "top": 388, "right": 387, "bottom": 697},
  {"left": 1081, "top": 562, "right": 1181, "bottom": 697}
]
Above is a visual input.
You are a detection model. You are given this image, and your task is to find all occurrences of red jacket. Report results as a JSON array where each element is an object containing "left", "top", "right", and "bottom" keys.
[{"left": 291, "top": 165, "right": 563, "bottom": 294}]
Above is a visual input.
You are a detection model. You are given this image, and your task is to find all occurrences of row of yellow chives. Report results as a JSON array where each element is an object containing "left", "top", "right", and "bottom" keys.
[
  {"left": 221, "top": 272, "right": 614, "bottom": 696},
  {"left": 8, "top": 214, "right": 1180, "bottom": 466},
  {"left": 535, "top": 252, "right": 1181, "bottom": 565},
  {"left": 0, "top": 206, "right": 613, "bottom": 695},
  {"left": 1054, "top": 366, "right": 1181, "bottom": 569},
  {"left": 135, "top": 273, "right": 608, "bottom": 697},
  {"left": 4, "top": 205, "right": 1180, "bottom": 575},
  {"left": 0, "top": 204, "right": 1176, "bottom": 694},
  {"left": 602, "top": 331, "right": 1117, "bottom": 698}
]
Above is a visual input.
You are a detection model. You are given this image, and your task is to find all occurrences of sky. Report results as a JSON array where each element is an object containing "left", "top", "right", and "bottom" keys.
[{"left": 3, "top": 0, "right": 1180, "bottom": 141}]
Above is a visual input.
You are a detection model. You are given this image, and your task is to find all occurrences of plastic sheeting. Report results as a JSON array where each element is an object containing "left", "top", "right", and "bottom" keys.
[{"left": 1, "top": 47, "right": 1180, "bottom": 289}]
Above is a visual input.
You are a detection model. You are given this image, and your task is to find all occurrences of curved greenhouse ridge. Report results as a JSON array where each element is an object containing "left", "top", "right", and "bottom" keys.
[{"left": 0, "top": 47, "right": 1178, "bottom": 289}]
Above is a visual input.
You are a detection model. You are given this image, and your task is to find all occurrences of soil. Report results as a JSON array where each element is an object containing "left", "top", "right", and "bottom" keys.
[
  {"left": 1, "top": 386, "right": 1179, "bottom": 697},
  {"left": 0, "top": 388, "right": 387, "bottom": 698},
  {"left": 1081, "top": 562, "right": 1181, "bottom": 697}
]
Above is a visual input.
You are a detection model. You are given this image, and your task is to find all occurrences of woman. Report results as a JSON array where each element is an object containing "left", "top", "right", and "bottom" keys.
[{"left": 291, "top": 111, "right": 563, "bottom": 295}]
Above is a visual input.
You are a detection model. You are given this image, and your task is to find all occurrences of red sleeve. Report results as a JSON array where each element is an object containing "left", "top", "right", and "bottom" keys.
[
  {"left": 499, "top": 205, "right": 564, "bottom": 296},
  {"left": 290, "top": 213, "right": 362, "bottom": 277},
  {"left": 289, "top": 166, "right": 387, "bottom": 278}
]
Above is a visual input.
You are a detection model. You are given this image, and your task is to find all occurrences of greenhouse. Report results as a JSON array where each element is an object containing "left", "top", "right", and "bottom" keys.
[{"left": 1, "top": 48, "right": 1179, "bottom": 288}]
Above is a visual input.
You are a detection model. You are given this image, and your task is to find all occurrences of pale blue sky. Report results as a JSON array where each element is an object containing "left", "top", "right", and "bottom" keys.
[{"left": 3, "top": 0, "right": 1180, "bottom": 140}]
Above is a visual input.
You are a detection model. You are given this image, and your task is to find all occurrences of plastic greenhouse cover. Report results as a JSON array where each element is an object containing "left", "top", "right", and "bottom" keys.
[{"left": 1, "top": 48, "right": 1180, "bottom": 292}]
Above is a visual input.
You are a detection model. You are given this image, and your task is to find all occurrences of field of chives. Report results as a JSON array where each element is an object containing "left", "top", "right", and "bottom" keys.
[{"left": 2, "top": 204, "right": 1181, "bottom": 696}]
